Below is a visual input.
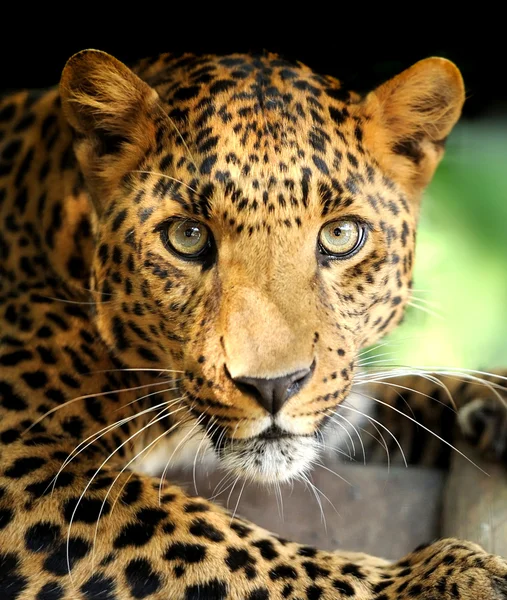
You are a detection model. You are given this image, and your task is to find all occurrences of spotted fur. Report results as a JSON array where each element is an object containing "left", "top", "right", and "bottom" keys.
[{"left": 0, "top": 49, "right": 506, "bottom": 599}]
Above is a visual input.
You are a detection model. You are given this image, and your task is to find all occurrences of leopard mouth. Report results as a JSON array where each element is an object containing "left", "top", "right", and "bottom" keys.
[
  {"left": 256, "top": 424, "right": 295, "bottom": 441},
  {"left": 179, "top": 383, "right": 323, "bottom": 482},
  {"left": 218, "top": 433, "right": 320, "bottom": 483}
]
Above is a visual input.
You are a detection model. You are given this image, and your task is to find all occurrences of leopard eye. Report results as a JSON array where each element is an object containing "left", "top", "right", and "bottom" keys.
[
  {"left": 318, "top": 218, "right": 365, "bottom": 258},
  {"left": 164, "top": 219, "right": 211, "bottom": 258}
]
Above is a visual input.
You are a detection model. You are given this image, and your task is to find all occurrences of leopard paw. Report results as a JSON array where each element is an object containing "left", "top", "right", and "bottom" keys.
[
  {"left": 458, "top": 397, "right": 507, "bottom": 461},
  {"left": 389, "top": 539, "right": 507, "bottom": 599}
]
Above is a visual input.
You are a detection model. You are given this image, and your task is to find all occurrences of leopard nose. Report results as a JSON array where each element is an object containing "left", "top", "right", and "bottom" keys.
[{"left": 232, "top": 367, "right": 313, "bottom": 415}]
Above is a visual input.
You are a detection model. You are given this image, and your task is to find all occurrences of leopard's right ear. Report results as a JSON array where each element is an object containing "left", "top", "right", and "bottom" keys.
[{"left": 60, "top": 49, "right": 162, "bottom": 210}]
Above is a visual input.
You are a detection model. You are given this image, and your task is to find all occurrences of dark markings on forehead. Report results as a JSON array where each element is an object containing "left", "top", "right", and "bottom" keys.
[
  {"left": 141, "top": 56, "right": 353, "bottom": 162},
  {"left": 125, "top": 53, "right": 413, "bottom": 247}
]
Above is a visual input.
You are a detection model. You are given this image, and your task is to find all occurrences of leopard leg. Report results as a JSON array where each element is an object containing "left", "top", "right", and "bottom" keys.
[
  {"left": 342, "top": 370, "right": 507, "bottom": 467},
  {"left": 1, "top": 432, "right": 507, "bottom": 599}
]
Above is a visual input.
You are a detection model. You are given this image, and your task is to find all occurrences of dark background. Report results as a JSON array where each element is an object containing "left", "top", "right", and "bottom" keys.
[{"left": 0, "top": 18, "right": 504, "bottom": 119}]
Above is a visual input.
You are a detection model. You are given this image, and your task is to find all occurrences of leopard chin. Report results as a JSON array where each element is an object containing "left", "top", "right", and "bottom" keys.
[
  {"left": 219, "top": 435, "right": 320, "bottom": 484},
  {"left": 132, "top": 418, "right": 319, "bottom": 485}
]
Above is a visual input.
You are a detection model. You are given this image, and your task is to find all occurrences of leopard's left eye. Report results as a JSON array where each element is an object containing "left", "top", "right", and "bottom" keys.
[
  {"left": 318, "top": 218, "right": 366, "bottom": 258},
  {"left": 163, "top": 219, "right": 212, "bottom": 259}
]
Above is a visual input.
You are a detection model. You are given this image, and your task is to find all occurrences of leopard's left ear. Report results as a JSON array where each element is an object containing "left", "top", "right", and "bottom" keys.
[
  {"left": 60, "top": 49, "right": 162, "bottom": 211},
  {"left": 362, "top": 57, "right": 465, "bottom": 192}
]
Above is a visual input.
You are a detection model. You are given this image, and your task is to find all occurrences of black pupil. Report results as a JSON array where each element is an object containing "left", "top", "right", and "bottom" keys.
[
  {"left": 185, "top": 226, "right": 199, "bottom": 238},
  {"left": 333, "top": 227, "right": 342, "bottom": 237}
]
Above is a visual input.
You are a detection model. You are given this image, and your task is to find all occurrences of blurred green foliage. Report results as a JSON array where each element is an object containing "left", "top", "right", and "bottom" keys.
[{"left": 388, "top": 121, "right": 507, "bottom": 369}]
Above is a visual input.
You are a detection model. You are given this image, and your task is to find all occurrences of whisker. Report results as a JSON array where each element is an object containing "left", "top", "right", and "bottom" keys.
[
  {"left": 87, "top": 367, "right": 184, "bottom": 376},
  {"left": 357, "top": 420, "right": 390, "bottom": 469},
  {"left": 51, "top": 392, "right": 185, "bottom": 494},
  {"left": 226, "top": 475, "right": 241, "bottom": 515},
  {"left": 106, "top": 401, "right": 194, "bottom": 525},
  {"left": 356, "top": 366, "right": 507, "bottom": 406},
  {"left": 192, "top": 417, "right": 217, "bottom": 495},
  {"left": 422, "top": 366, "right": 507, "bottom": 383},
  {"left": 67, "top": 403, "right": 188, "bottom": 580},
  {"left": 358, "top": 391, "right": 489, "bottom": 475},
  {"left": 409, "top": 295, "right": 442, "bottom": 309},
  {"left": 336, "top": 403, "right": 408, "bottom": 467},
  {"left": 109, "top": 471, "right": 136, "bottom": 514},
  {"left": 89, "top": 405, "right": 192, "bottom": 570},
  {"left": 210, "top": 471, "right": 236, "bottom": 500},
  {"left": 131, "top": 171, "right": 199, "bottom": 195},
  {"left": 117, "top": 383, "right": 181, "bottom": 411},
  {"left": 39, "top": 296, "right": 101, "bottom": 305},
  {"left": 326, "top": 408, "right": 392, "bottom": 469},
  {"left": 358, "top": 333, "right": 436, "bottom": 358},
  {"left": 357, "top": 351, "right": 401, "bottom": 366},
  {"left": 328, "top": 413, "right": 366, "bottom": 465},
  {"left": 25, "top": 378, "right": 176, "bottom": 432},
  {"left": 315, "top": 440, "right": 353, "bottom": 462},
  {"left": 298, "top": 472, "right": 327, "bottom": 530},
  {"left": 158, "top": 412, "right": 206, "bottom": 504},
  {"left": 60, "top": 398, "right": 185, "bottom": 488},
  {"left": 275, "top": 481, "right": 284, "bottom": 523},
  {"left": 345, "top": 407, "right": 391, "bottom": 469},
  {"left": 358, "top": 341, "right": 396, "bottom": 358},
  {"left": 208, "top": 431, "right": 236, "bottom": 500},
  {"left": 230, "top": 477, "right": 248, "bottom": 522},
  {"left": 326, "top": 415, "right": 355, "bottom": 457},
  {"left": 356, "top": 378, "right": 455, "bottom": 412},
  {"left": 160, "top": 109, "right": 199, "bottom": 170},
  {"left": 407, "top": 301, "right": 444, "bottom": 320},
  {"left": 314, "top": 459, "right": 352, "bottom": 487}
]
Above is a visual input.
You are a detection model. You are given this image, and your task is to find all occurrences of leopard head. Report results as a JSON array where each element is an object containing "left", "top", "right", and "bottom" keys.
[{"left": 60, "top": 50, "right": 464, "bottom": 482}]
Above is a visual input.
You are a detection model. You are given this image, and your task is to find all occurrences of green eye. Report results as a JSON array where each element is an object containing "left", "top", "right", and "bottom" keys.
[
  {"left": 318, "top": 219, "right": 365, "bottom": 257},
  {"left": 165, "top": 220, "right": 211, "bottom": 258}
]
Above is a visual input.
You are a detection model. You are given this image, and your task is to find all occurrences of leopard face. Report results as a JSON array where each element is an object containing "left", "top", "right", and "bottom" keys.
[{"left": 60, "top": 50, "right": 464, "bottom": 483}]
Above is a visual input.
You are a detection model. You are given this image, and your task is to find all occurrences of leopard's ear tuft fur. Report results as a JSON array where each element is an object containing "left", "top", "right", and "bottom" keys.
[
  {"left": 60, "top": 49, "right": 163, "bottom": 210},
  {"left": 362, "top": 58, "right": 465, "bottom": 193},
  {"left": 369, "top": 57, "right": 465, "bottom": 142}
]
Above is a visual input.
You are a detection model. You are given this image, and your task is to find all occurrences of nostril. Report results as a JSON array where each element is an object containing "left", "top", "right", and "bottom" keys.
[
  {"left": 235, "top": 379, "right": 265, "bottom": 404},
  {"left": 286, "top": 367, "right": 313, "bottom": 397},
  {"left": 226, "top": 362, "right": 315, "bottom": 415}
]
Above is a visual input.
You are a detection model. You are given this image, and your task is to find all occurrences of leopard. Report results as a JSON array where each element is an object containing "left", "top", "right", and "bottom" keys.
[{"left": 1, "top": 47, "right": 507, "bottom": 600}]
